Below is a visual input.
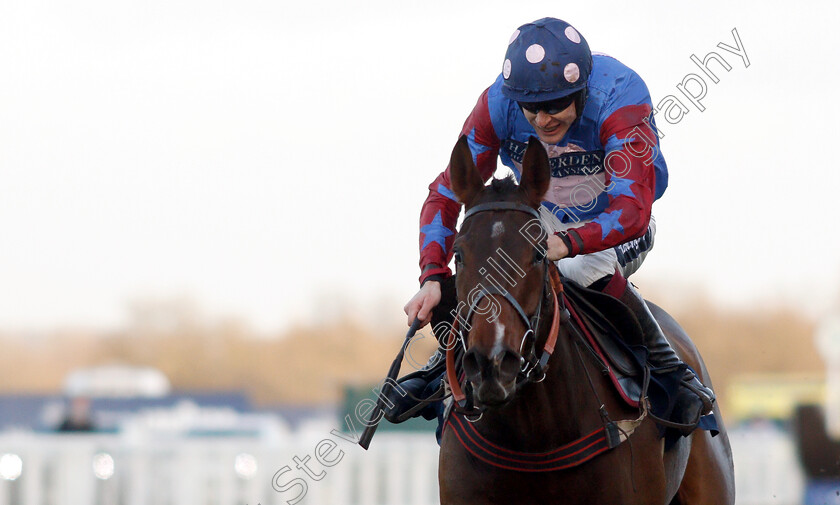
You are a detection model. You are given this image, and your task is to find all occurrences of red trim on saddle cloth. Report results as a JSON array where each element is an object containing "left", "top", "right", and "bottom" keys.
[
  {"left": 444, "top": 413, "right": 612, "bottom": 472},
  {"left": 564, "top": 296, "right": 640, "bottom": 408},
  {"left": 601, "top": 269, "right": 627, "bottom": 298}
]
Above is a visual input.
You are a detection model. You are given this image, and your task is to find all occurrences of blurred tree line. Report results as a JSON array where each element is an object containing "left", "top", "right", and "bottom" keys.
[{"left": 0, "top": 295, "right": 823, "bottom": 409}]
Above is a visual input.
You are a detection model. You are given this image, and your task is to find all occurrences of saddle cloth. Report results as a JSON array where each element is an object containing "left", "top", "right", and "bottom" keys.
[
  {"left": 560, "top": 279, "right": 648, "bottom": 408},
  {"left": 560, "top": 279, "right": 719, "bottom": 437}
]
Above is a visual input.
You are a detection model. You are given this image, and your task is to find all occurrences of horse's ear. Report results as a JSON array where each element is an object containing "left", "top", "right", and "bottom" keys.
[
  {"left": 518, "top": 136, "right": 550, "bottom": 206},
  {"left": 449, "top": 135, "right": 484, "bottom": 206}
]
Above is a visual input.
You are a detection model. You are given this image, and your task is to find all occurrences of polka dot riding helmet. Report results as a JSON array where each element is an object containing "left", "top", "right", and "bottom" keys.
[{"left": 501, "top": 18, "right": 592, "bottom": 103}]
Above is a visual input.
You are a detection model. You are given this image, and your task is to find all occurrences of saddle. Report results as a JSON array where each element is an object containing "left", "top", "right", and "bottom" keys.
[
  {"left": 558, "top": 279, "right": 718, "bottom": 439},
  {"left": 559, "top": 279, "right": 649, "bottom": 408}
]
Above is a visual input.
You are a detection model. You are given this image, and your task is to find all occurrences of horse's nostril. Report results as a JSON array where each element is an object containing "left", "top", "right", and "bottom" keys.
[
  {"left": 462, "top": 350, "right": 482, "bottom": 380},
  {"left": 497, "top": 350, "right": 523, "bottom": 381}
]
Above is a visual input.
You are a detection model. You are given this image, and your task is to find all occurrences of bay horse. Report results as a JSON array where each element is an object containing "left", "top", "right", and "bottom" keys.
[{"left": 437, "top": 135, "right": 735, "bottom": 504}]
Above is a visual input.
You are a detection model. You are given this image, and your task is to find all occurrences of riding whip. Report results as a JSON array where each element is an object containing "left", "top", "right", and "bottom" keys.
[{"left": 358, "top": 317, "right": 422, "bottom": 450}]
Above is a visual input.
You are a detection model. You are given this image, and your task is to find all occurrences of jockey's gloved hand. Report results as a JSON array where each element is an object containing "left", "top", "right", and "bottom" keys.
[{"left": 404, "top": 280, "right": 441, "bottom": 328}]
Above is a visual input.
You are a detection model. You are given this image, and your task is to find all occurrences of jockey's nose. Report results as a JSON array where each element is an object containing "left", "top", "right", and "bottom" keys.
[{"left": 534, "top": 111, "right": 554, "bottom": 128}]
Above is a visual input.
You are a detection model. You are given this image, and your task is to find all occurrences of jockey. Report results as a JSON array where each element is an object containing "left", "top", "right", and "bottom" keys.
[{"left": 386, "top": 18, "right": 715, "bottom": 428}]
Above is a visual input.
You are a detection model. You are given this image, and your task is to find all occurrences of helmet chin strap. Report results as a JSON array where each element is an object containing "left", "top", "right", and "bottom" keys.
[
  {"left": 574, "top": 88, "right": 587, "bottom": 121},
  {"left": 573, "top": 54, "right": 593, "bottom": 121},
  {"left": 568, "top": 82, "right": 587, "bottom": 123}
]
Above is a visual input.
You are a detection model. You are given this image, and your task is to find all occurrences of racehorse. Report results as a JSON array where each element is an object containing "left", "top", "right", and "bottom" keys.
[{"left": 437, "top": 135, "right": 735, "bottom": 504}]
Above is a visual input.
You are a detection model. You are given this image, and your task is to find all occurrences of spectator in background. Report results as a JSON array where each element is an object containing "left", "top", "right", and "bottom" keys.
[{"left": 57, "top": 396, "right": 96, "bottom": 432}]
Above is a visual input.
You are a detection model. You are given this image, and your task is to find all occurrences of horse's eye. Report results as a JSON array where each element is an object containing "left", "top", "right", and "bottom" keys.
[
  {"left": 454, "top": 249, "right": 463, "bottom": 264},
  {"left": 533, "top": 246, "right": 546, "bottom": 264}
]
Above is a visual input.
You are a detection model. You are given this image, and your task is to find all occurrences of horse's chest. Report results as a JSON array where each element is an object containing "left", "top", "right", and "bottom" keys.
[{"left": 438, "top": 432, "right": 660, "bottom": 505}]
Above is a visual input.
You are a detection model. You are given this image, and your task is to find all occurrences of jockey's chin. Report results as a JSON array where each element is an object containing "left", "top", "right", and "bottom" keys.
[{"left": 522, "top": 103, "right": 577, "bottom": 145}]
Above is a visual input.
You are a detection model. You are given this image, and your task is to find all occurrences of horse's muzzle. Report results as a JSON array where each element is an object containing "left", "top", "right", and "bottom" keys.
[{"left": 462, "top": 347, "right": 522, "bottom": 407}]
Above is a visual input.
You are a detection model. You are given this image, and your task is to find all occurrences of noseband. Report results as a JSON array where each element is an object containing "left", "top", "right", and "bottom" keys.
[{"left": 446, "top": 201, "right": 564, "bottom": 412}]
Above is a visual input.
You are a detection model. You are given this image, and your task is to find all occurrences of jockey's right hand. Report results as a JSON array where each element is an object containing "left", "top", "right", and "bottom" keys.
[
  {"left": 404, "top": 281, "right": 441, "bottom": 328},
  {"left": 546, "top": 233, "right": 570, "bottom": 261}
]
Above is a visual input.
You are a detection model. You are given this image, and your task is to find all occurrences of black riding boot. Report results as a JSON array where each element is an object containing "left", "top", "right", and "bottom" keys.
[
  {"left": 617, "top": 282, "right": 715, "bottom": 424},
  {"left": 382, "top": 347, "right": 446, "bottom": 424}
]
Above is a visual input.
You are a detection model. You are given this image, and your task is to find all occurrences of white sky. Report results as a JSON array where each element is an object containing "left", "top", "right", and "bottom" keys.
[{"left": 1, "top": 0, "right": 839, "bottom": 332}]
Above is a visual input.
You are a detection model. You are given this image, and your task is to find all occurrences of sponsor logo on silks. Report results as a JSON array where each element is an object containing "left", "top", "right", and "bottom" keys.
[
  {"left": 503, "top": 140, "right": 605, "bottom": 178},
  {"left": 613, "top": 226, "right": 653, "bottom": 267}
]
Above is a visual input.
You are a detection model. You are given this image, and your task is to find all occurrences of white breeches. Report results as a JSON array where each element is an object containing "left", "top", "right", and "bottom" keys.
[{"left": 540, "top": 213, "right": 657, "bottom": 287}]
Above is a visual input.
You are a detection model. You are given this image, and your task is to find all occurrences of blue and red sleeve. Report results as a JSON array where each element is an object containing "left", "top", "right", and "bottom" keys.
[
  {"left": 418, "top": 87, "right": 501, "bottom": 285},
  {"left": 559, "top": 102, "right": 660, "bottom": 257}
]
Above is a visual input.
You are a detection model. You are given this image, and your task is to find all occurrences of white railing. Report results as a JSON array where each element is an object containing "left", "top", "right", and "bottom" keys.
[
  {"left": 0, "top": 424, "right": 810, "bottom": 505},
  {"left": 0, "top": 430, "right": 440, "bottom": 505},
  {"left": 729, "top": 421, "right": 806, "bottom": 505}
]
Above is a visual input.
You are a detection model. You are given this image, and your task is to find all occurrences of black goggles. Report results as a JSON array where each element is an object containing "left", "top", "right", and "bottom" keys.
[{"left": 518, "top": 92, "right": 579, "bottom": 115}]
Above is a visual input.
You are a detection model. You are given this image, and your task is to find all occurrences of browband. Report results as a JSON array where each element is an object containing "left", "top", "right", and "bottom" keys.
[{"left": 463, "top": 202, "right": 541, "bottom": 221}]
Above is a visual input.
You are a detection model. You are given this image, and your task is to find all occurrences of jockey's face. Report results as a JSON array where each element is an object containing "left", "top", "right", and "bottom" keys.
[{"left": 520, "top": 101, "right": 577, "bottom": 144}]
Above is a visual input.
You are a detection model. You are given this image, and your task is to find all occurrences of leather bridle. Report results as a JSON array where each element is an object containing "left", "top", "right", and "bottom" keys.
[{"left": 446, "top": 201, "right": 563, "bottom": 414}]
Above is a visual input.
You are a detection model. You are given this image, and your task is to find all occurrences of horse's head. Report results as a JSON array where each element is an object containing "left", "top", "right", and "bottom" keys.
[{"left": 449, "top": 135, "right": 551, "bottom": 407}]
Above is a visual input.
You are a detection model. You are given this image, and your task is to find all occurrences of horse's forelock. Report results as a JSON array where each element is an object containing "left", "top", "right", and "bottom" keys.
[{"left": 485, "top": 176, "right": 520, "bottom": 200}]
